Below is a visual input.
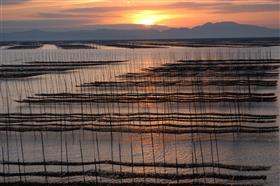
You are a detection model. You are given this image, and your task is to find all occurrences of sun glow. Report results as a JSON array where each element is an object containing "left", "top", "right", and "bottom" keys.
[
  {"left": 138, "top": 17, "right": 157, "bottom": 25},
  {"left": 133, "top": 10, "right": 168, "bottom": 26}
]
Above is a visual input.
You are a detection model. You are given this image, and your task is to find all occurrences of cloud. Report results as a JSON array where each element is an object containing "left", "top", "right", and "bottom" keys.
[
  {"left": 63, "top": 1, "right": 279, "bottom": 14},
  {"left": 213, "top": 3, "right": 280, "bottom": 13},
  {"left": 1, "top": 19, "right": 89, "bottom": 32},
  {"left": 38, "top": 12, "right": 118, "bottom": 19},
  {"left": 1, "top": 0, "right": 29, "bottom": 5},
  {"left": 64, "top": 6, "right": 135, "bottom": 13},
  {"left": 169, "top": 2, "right": 229, "bottom": 9},
  {"left": 169, "top": 2, "right": 279, "bottom": 13},
  {"left": 38, "top": 12, "right": 78, "bottom": 19}
]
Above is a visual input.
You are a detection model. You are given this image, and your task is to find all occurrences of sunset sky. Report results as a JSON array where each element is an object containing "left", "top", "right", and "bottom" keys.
[{"left": 1, "top": 0, "right": 279, "bottom": 32}]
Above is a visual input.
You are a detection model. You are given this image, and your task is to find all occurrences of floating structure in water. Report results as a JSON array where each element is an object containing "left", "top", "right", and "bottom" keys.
[{"left": 0, "top": 50, "right": 279, "bottom": 185}]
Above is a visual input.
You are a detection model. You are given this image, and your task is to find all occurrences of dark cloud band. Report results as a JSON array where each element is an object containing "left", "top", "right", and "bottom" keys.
[{"left": 1, "top": 0, "right": 29, "bottom": 5}]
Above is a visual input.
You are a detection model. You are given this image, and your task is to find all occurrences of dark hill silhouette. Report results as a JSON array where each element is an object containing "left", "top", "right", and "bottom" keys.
[{"left": 1, "top": 22, "right": 279, "bottom": 41}]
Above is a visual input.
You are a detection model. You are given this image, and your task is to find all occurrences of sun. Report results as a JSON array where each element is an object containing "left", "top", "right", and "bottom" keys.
[
  {"left": 133, "top": 10, "right": 167, "bottom": 26},
  {"left": 139, "top": 17, "right": 157, "bottom": 26}
]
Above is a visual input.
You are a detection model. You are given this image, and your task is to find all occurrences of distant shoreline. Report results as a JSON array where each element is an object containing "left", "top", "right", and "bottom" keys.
[{"left": 1, "top": 38, "right": 279, "bottom": 48}]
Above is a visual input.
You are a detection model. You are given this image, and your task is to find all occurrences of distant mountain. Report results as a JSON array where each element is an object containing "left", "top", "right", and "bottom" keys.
[
  {"left": 1, "top": 22, "right": 279, "bottom": 41},
  {"left": 78, "top": 24, "right": 170, "bottom": 31}
]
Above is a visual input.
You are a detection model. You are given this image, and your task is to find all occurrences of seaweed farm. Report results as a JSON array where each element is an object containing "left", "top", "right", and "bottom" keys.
[{"left": 0, "top": 41, "right": 279, "bottom": 186}]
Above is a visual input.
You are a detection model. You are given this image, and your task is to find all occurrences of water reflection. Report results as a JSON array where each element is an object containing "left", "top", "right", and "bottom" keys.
[{"left": 0, "top": 46, "right": 279, "bottom": 185}]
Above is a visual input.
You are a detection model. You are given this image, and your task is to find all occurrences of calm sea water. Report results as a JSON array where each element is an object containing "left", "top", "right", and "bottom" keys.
[{"left": 0, "top": 44, "right": 279, "bottom": 185}]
